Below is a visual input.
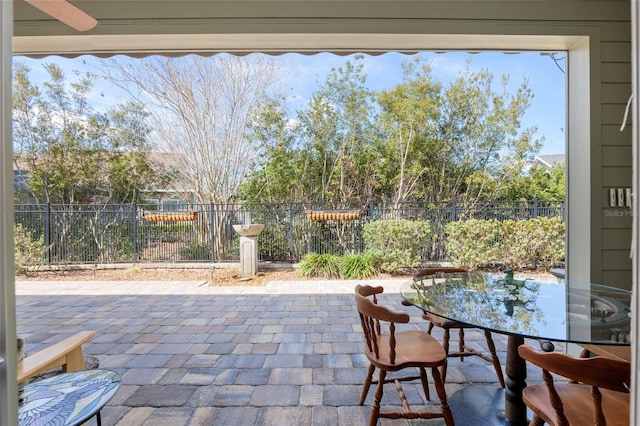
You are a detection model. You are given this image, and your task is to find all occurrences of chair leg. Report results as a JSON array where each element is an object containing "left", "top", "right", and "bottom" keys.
[
  {"left": 483, "top": 330, "right": 505, "bottom": 388},
  {"left": 419, "top": 367, "right": 430, "bottom": 401},
  {"left": 369, "top": 369, "right": 386, "bottom": 426},
  {"left": 431, "top": 365, "right": 455, "bottom": 426},
  {"left": 458, "top": 328, "right": 466, "bottom": 361},
  {"left": 360, "top": 364, "right": 376, "bottom": 405},
  {"left": 441, "top": 328, "right": 451, "bottom": 381}
]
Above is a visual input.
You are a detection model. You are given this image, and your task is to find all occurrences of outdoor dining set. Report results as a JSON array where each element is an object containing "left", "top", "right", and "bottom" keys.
[{"left": 355, "top": 267, "right": 632, "bottom": 426}]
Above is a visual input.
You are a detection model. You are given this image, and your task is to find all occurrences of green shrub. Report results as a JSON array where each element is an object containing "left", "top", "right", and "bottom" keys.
[
  {"left": 500, "top": 219, "right": 537, "bottom": 270},
  {"left": 140, "top": 223, "right": 183, "bottom": 243},
  {"left": 179, "top": 240, "right": 212, "bottom": 261},
  {"left": 363, "top": 219, "right": 431, "bottom": 273},
  {"left": 48, "top": 214, "right": 99, "bottom": 262},
  {"left": 104, "top": 222, "right": 140, "bottom": 262},
  {"left": 499, "top": 218, "right": 565, "bottom": 270},
  {"left": 340, "top": 252, "right": 379, "bottom": 279},
  {"left": 445, "top": 217, "right": 565, "bottom": 271},
  {"left": 14, "top": 223, "right": 46, "bottom": 275},
  {"left": 445, "top": 219, "right": 501, "bottom": 269},
  {"left": 258, "top": 222, "right": 290, "bottom": 260},
  {"left": 528, "top": 217, "right": 565, "bottom": 269},
  {"left": 297, "top": 253, "right": 342, "bottom": 278}
]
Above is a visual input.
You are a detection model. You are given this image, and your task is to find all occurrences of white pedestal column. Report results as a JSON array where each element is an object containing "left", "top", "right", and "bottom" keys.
[
  {"left": 233, "top": 224, "right": 264, "bottom": 276},
  {"left": 239, "top": 236, "right": 258, "bottom": 276}
]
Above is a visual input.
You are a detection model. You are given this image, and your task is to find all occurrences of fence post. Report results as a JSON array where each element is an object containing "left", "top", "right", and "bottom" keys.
[
  {"left": 45, "top": 202, "right": 51, "bottom": 265},
  {"left": 451, "top": 199, "right": 457, "bottom": 221},
  {"left": 289, "top": 202, "right": 294, "bottom": 259},
  {"left": 132, "top": 203, "right": 137, "bottom": 264},
  {"left": 210, "top": 202, "right": 215, "bottom": 262},
  {"left": 533, "top": 199, "right": 538, "bottom": 218}
]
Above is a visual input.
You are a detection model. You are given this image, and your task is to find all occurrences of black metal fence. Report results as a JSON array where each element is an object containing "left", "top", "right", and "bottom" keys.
[{"left": 14, "top": 200, "right": 564, "bottom": 265}]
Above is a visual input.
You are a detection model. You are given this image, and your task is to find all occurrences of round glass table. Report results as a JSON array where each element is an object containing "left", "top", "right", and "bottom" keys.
[{"left": 400, "top": 270, "right": 631, "bottom": 425}]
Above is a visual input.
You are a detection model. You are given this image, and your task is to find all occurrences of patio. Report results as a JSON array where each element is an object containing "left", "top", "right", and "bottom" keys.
[{"left": 15, "top": 278, "right": 548, "bottom": 426}]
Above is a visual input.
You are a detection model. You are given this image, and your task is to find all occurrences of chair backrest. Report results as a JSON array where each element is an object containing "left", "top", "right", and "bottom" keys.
[
  {"left": 518, "top": 344, "right": 630, "bottom": 425},
  {"left": 413, "top": 267, "right": 468, "bottom": 280},
  {"left": 355, "top": 285, "right": 410, "bottom": 364}
]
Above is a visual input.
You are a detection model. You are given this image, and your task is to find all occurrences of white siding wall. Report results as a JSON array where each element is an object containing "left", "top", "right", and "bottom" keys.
[{"left": 600, "top": 19, "right": 633, "bottom": 287}]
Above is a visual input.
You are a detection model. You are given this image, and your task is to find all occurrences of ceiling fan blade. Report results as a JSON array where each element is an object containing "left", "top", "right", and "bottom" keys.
[{"left": 25, "top": 0, "right": 97, "bottom": 32}]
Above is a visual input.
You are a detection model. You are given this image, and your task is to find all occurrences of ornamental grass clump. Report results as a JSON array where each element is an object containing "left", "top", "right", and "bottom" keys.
[
  {"left": 297, "top": 253, "right": 342, "bottom": 278},
  {"left": 340, "top": 253, "right": 379, "bottom": 279}
]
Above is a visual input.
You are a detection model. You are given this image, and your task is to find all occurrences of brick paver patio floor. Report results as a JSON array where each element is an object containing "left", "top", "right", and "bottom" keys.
[{"left": 16, "top": 278, "right": 549, "bottom": 425}]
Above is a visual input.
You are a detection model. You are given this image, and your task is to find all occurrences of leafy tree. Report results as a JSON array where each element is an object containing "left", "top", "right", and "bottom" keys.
[
  {"left": 12, "top": 61, "right": 160, "bottom": 205},
  {"left": 292, "top": 55, "right": 379, "bottom": 204},
  {"left": 376, "top": 57, "right": 542, "bottom": 207},
  {"left": 497, "top": 163, "right": 565, "bottom": 200},
  {"left": 241, "top": 55, "right": 543, "bottom": 210},
  {"left": 238, "top": 100, "right": 303, "bottom": 202},
  {"left": 12, "top": 61, "right": 163, "bottom": 262},
  {"left": 375, "top": 58, "right": 442, "bottom": 206}
]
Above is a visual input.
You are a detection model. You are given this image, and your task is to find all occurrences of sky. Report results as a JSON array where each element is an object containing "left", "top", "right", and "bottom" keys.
[{"left": 15, "top": 50, "right": 566, "bottom": 156}]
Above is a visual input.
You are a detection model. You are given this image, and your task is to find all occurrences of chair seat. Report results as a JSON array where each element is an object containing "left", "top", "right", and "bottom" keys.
[
  {"left": 523, "top": 383, "right": 630, "bottom": 426},
  {"left": 365, "top": 330, "right": 446, "bottom": 371}
]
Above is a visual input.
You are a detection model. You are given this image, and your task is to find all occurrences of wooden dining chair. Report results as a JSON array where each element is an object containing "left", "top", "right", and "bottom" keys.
[
  {"left": 518, "top": 344, "right": 630, "bottom": 426},
  {"left": 354, "top": 285, "right": 455, "bottom": 426},
  {"left": 411, "top": 267, "right": 505, "bottom": 387}
]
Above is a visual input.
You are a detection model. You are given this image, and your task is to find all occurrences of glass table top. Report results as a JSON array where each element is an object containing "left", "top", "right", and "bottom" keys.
[{"left": 401, "top": 271, "right": 631, "bottom": 345}]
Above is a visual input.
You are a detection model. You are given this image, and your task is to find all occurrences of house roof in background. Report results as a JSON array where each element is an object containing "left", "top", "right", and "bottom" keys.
[{"left": 534, "top": 154, "right": 565, "bottom": 168}]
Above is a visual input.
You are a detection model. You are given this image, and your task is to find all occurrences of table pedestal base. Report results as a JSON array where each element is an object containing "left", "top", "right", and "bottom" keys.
[{"left": 449, "top": 387, "right": 531, "bottom": 426}]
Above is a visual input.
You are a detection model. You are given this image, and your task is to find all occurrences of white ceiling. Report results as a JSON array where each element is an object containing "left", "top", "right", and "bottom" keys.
[{"left": 12, "top": 0, "right": 618, "bottom": 57}]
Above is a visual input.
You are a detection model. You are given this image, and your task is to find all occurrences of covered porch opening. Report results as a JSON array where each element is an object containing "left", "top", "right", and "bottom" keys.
[{"left": 2, "top": 2, "right": 630, "bottom": 423}]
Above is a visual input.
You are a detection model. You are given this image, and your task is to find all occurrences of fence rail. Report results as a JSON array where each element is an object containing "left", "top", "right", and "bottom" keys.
[{"left": 14, "top": 200, "right": 565, "bottom": 265}]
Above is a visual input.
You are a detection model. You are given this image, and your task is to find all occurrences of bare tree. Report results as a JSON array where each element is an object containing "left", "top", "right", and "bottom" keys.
[
  {"left": 103, "top": 54, "right": 286, "bottom": 202},
  {"left": 102, "top": 54, "right": 287, "bottom": 259}
]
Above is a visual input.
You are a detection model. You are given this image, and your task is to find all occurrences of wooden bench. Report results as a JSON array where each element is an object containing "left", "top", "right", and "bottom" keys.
[{"left": 17, "top": 330, "right": 96, "bottom": 384}]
